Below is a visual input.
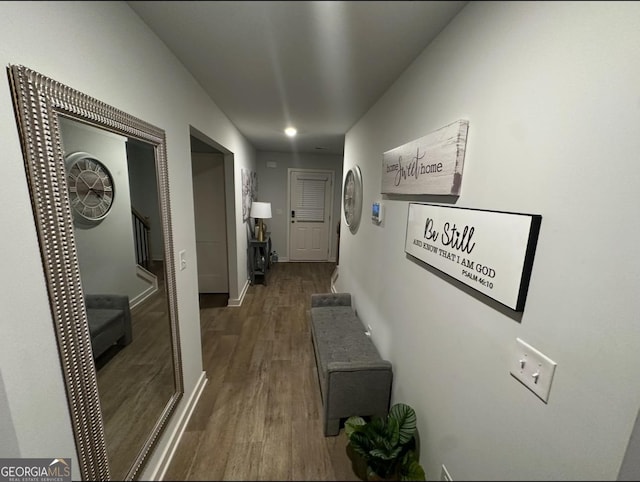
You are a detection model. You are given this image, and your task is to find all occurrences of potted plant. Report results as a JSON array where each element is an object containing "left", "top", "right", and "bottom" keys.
[{"left": 345, "top": 403, "right": 426, "bottom": 481}]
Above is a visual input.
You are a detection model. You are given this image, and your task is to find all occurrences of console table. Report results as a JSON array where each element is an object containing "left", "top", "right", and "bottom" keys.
[{"left": 248, "top": 234, "right": 271, "bottom": 285}]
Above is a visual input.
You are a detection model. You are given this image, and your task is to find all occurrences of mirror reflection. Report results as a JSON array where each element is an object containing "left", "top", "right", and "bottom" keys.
[{"left": 59, "top": 117, "right": 176, "bottom": 480}]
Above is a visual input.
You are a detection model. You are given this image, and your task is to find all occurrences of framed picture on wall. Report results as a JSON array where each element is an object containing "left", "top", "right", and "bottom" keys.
[
  {"left": 382, "top": 119, "right": 469, "bottom": 196},
  {"left": 405, "top": 203, "right": 541, "bottom": 311},
  {"left": 241, "top": 168, "right": 258, "bottom": 222}
]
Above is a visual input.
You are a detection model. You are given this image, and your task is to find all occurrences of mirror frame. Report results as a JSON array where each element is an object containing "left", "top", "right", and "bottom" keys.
[{"left": 7, "top": 64, "right": 184, "bottom": 480}]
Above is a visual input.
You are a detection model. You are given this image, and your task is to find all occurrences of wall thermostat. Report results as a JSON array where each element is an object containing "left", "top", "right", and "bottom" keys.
[{"left": 372, "top": 201, "right": 384, "bottom": 225}]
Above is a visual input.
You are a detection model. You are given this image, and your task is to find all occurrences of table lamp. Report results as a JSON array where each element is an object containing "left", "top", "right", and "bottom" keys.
[{"left": 250, "top": 201, "right": 272, "bottom": 241}]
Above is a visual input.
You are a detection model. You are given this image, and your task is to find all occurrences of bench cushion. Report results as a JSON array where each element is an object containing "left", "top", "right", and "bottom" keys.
[{"left": 87, "top": 308, "right": 125, "bottom": 337}]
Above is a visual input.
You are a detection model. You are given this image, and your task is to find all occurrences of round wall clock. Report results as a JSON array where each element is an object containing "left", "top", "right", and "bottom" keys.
[
  {"left": 65, "top": 151, "right": 115, "bottom": 225},
  {"left": 343, "top": 165, "right": 363, "bottom": 234}
]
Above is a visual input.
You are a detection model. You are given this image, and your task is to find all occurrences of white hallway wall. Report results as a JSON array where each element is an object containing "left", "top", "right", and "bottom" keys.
[
  {"left": 337, "top": 2, "right": 640, "bottom": 480},
  {"left": 0, "top": 1, "right": 256, "bottom": 480}
]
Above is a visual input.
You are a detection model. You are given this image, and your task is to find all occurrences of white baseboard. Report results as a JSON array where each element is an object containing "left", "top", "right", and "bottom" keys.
[
  {"left": 277, "top": 257, "right": 336, "bottom": 263},
  {"left": 131, "top": 266, "right": 159, "bottom": 309},
  {"left": 331, "top": 266, "right": 339, "bottom": 293},
  {"left": 149, "top": 371, "right": 208, "bottom": 481},
  {"left": 228, "top": 279, "right": 249, "bottom": 307}
]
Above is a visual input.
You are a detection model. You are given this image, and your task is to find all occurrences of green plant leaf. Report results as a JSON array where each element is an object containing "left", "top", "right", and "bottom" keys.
[
  {"left": 349, "top": 431, "right": 373, "bottom": 458},
  {"left": 346, "top": 404, "right": 423, "bottom": 480},
  {"left": 368, "top": 417, "right": 390, "bottom": 449},
  {"left": 387, "top": 416, "right": 400, "bottom": 448},
  {"left": 370, "top": 446, "right": 402, "bottom": 461},
  {"left": 345, "top": 416, "right": 366, "bottom": 438},
  {"left": 399, "top": 451, "right": 425, "bottom": 481},
  {"left": 389, "top": 403, "right": 417, "bottom": 445}
]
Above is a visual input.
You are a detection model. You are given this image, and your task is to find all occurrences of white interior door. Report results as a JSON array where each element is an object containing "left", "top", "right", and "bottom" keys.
[
  {"left": 289, "top": 169, "right": 333, "bottom": 261},
  {"left": 192, "top": 152, "right": 229, "bottom": 292}
]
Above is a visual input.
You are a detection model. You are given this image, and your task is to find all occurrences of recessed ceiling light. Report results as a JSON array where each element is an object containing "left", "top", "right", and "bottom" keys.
[{"left": 284, "top": 127, "right": 297, "bottom": 137}]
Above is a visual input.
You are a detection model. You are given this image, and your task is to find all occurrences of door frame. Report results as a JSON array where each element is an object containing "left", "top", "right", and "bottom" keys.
[
  {"left": 286, "top": 167, "right": 335, "bottom": 262},
  {"left": 189, "top": 126, "right": 239, "bottom": 303}
]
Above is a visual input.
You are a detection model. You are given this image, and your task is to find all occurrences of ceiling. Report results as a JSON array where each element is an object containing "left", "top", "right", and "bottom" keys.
[{"left": 127, "top": 1, "right": 468, "bottom": 155}]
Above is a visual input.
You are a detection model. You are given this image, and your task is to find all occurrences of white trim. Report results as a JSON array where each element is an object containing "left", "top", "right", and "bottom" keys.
[
  {"left": 276, "top": 258, "right": 338, "bottom": 263},
  {"left": 331, "top": 266, "right": 339, "bottom": 293},
  {"left": 228, "top": 279, "right": 250, "bottom": 307},
  {"left": 130, "top": 265, "right": 159, "bottom": 309},
  {"left": 151, "top": 371, "right": 208, "bottom": 481}
]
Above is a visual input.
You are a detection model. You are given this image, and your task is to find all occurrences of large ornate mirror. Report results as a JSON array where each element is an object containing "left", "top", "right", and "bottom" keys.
[{"left": 8, "top": 64, "right": 184, "bottom": 480}]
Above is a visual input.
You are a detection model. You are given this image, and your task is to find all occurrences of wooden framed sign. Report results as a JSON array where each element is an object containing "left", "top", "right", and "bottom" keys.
[
  {"left": 405, "top": 203, "right": 541, "bottom": 311},
  {"left": 382, "top": 119, "right": 469, "bottom": 195}
]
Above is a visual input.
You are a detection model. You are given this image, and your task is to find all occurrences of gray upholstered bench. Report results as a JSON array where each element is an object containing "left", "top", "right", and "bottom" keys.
[
  {"left": 310, "top": 292, "right": 393, "bottom": 436},
  {"left": 85, "top": 294, "right": 133, "bottom": 359}
]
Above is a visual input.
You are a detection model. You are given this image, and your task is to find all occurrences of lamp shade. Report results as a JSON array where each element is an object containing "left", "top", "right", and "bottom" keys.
[{"left": 250, "top": 201, "right": 272, "bottom": 219}]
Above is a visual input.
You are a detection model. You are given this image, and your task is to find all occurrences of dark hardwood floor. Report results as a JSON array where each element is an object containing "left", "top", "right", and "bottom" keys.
[
  {"left": 95, "top": 262, "right": 176, "bottom": 480},
  {"left": 164, "top": 262, "right": 360, "bottom": 481}
]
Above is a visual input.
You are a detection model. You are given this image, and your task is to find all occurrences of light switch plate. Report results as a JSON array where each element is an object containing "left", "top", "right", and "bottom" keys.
[{"left": 510, "top": 338, "right": 557, "bottom": 403}]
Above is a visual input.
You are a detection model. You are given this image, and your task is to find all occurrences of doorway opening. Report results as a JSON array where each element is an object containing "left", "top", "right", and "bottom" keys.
[{"left": 190, "top": 130, "right": 237, "bottom": 307}]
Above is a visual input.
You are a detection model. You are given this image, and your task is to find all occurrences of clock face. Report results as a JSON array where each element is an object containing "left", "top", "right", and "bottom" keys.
[
  {"left": 343, "top": 165, "right": 363, "bottom": 233},
  {"left": 65, "top": 152, "right": 115, "bottom": 224}
]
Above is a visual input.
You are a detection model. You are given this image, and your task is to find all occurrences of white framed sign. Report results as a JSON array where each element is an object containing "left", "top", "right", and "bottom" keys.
[
  {"left": 405, "top": 203, "right": 541, "bottom": 311},
  {"left": 382, "top": 119, "right": 469, "bottom": 195}
]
